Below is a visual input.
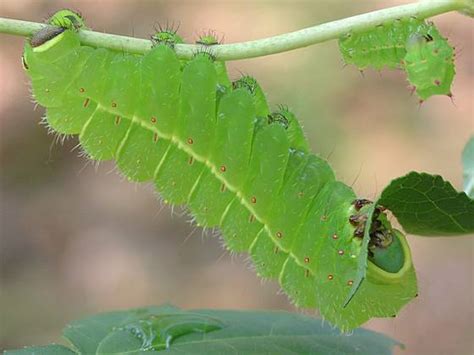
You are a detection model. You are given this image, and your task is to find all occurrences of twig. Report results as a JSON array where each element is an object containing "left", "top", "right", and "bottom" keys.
[{"left": 0, "top": 0, "right": 470, "bottom": 61}]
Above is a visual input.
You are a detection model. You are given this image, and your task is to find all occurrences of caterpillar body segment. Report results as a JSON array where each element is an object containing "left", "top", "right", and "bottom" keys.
[
  {"left": 339, "top": 17, "right": 429, "bottom": 70},
  {"left": 23, "top": 12, "right": 417, "bottom": 331},
  {"left": 404, "top": 26, "right": 455, "bottom": 100},
  {"left": 48, "top": 9, "right": 86, "bottom": 30}
]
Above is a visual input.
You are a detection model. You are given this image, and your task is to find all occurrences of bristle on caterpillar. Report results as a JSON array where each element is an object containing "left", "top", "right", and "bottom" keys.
[
  {"left": 152, "top": 22, "right": 183, "bottom": 47},
  {"left": 196, "top": 30, "right": 221, "bottom": 46}
]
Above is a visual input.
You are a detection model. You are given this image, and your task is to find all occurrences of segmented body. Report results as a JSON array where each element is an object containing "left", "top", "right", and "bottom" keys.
[
  {"left": 23, "top": 18, "right": 416, "bottom": 331},
  {"left": 339, "top": 18, "right": 428, "bottom": 70},
  {"left": 404, "top": 26, "right": 455, "bottom": 100}
]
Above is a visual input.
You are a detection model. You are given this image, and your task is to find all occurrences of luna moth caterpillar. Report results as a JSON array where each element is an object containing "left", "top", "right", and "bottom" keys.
[
  {"left": 23, "top": 10, "right": 417, "bottom": 331},
  {"left": 339, "top": 17, "right": 455, "bottom": 100},
  {"left": 404, "top": 25, "right": 455, "bottom": 100}
]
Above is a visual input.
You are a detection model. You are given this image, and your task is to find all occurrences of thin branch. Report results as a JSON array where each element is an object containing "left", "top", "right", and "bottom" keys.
[{"left": 0, "top": 0, "right": 471, "bottom": 61}]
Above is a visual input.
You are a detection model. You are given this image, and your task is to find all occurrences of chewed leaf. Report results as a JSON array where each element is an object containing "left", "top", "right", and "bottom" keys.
[
  {"left": 4, "top": 305, "right": 402, "bottom": 355},
  {"left": 379, "top": 172, "right": 474, "bottom": 236},
  {"left": 343, "top": 202, "right": 378, "bottom": 307}
]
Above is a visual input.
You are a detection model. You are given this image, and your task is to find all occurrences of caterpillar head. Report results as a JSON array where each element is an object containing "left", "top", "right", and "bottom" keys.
[
  {"left": 350, "top": 200, "right": 408, "bottom": 274},
  {"left": 405, "top": 32, "right": 429, "bottom": 51}
]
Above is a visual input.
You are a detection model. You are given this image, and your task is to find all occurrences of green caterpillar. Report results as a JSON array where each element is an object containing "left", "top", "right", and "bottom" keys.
[
  {"left": 23, "top": 10, "right": 417, "bottom": 331},
  {"left": 404, "top": 26, "right": 455, "bottom": 100},
  {"left": 339, "top": 17, "right": 455, "bottom": 100}
]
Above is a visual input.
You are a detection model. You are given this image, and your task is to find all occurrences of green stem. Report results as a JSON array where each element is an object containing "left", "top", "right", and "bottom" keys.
[{"left": 0, "top": 0, "right": 470, "bottom": 60}]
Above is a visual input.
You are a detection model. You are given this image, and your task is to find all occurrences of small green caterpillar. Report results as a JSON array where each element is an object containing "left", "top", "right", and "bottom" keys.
[
  {"left": 339, "top": 17, "right": 455, "bottom": 100},
  {"left": 24, "top": 10, "right": 417, "bottom": 331},
  {"left": 404, "top": 27, "right": 455, "bottom": 100}
]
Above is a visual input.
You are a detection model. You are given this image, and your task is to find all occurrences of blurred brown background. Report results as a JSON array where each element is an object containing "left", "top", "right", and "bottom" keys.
[{"left": 0, "top": 1, "right": 472, "bottom": 354}]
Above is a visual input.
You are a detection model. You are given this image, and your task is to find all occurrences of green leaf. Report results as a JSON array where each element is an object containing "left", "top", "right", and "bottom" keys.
[
  {"left": 343, "top": 201, "right": 378, "bottom": 306},
  {"left": 63, "top": 304, "right": 179, "bottom": 353},
  {"left": 4, "top": 306, "right": 400, "bottom": 355},
  {"left": 463, "top": 136, "right": 474, "bottom": 198},
  {"left": 379, "top": 172, "right": 474, "bottom": 235},
  {"left": 154, "top": 309, "right": 399, "bottom": 355},
  {"left": 4, "top": 344, "right": 75, "bottom": 355},
  {"left": 96, "top": 312, "right": 224, "bottom": 353}
]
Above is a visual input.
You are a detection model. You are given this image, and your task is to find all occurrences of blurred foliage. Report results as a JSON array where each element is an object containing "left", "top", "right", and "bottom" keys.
[
  {"left": 5, "top": 305, "right": 400, "bottom": 354},
  {"left": 463, "top": 136, "right": 474, "bottom": 197}
]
